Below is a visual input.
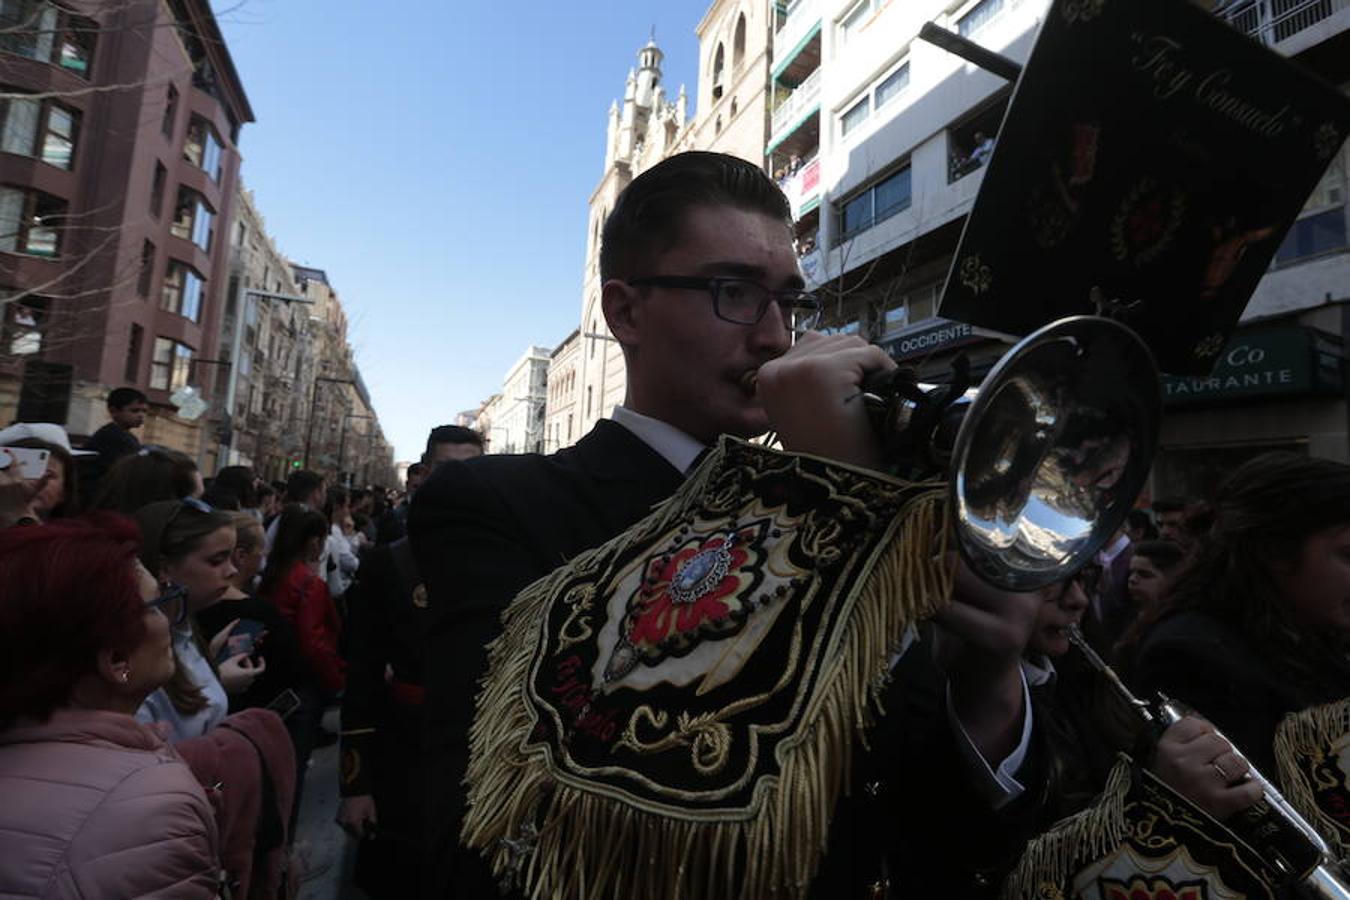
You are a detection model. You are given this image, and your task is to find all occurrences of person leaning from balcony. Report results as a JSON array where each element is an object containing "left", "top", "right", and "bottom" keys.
[
  {"left": 970, "top": 131, "right": 996, "bottom": 168},
  {"left": 133, "top": 499, "right": 264, "bottom": 743},
  {"left": 335, "top": 425, "right": 484, "bottom": 897},
  {"left": 0, "top": 421, "right": 91, "bottom": 521},
  {"left": 0, "top": 515, "right": 221, "bottom": 898},
  {"left": 410, "top": 150, "right": 1049, "bottom": 898},
  {"left": 91, "top": 445, "right": 204, "bottom": 513}
]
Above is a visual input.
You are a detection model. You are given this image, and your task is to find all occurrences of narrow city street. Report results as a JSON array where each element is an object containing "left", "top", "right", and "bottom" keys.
[{"left": 296, "top": 710, "right": 362, "bottom": 900}]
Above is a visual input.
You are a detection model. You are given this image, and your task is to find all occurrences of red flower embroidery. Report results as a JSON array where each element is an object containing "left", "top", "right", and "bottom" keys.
[{"left": 627, "top": 535, "right": 751, "bottom": 650}]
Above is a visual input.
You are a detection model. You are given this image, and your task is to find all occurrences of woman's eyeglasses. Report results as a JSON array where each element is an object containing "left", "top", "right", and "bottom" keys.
[{"left": 145, "top": 582, "right": 189, "bottom": 626}]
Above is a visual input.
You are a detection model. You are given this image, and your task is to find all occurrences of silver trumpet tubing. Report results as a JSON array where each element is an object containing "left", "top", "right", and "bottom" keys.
[{"left": 1067, "top": 626, "right": 1350, "bottom": 899}]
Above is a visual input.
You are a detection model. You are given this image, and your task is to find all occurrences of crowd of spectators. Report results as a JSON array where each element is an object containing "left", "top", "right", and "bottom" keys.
[{"left": 0, "top": 397, "right": 436, "bottom": 897}]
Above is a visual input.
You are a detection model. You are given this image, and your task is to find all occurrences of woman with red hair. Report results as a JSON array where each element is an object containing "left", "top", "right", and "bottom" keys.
[{"left": 0, "top": 515, "right": 221, "bottom": 898}]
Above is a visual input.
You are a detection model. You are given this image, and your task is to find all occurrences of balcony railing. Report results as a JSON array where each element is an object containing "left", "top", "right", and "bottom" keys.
[
  {"left": 771, "top": 67, "right": 822, "bottom": 141},
  {"left": 1219, "top": 0, "right": 1348, "bottom": 46},
  {"left": 774, "top": 0, "right": 821, "bottom": 67}
]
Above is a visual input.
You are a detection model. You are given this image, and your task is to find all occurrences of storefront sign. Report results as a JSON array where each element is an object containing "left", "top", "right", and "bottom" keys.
[
  {"left": 1161, "top": 326, "right": 1340, "bottom": 405},
  {"left": 879, "top": 318, "right": 983, "bottom": 361}
]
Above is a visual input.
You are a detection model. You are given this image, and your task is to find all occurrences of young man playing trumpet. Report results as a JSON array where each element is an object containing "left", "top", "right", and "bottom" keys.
[{"left": 411, "top": 151, "right": 1048, "bottom": 897}]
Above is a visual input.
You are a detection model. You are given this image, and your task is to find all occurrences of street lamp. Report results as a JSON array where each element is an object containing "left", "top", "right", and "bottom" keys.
[
  {"left": 338, "top": 413, "right": 373, "bottom": 486},
  {"left": 303, "top": 375, "right": 355, "bottom": 469}
]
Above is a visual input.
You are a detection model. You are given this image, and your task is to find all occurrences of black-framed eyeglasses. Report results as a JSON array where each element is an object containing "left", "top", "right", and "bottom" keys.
[
  {"left": 146, "top": 581, "right": 189, "bottom": 626},
  {"left": 628, "top": 275, "right": 822, "bottom": 333}
]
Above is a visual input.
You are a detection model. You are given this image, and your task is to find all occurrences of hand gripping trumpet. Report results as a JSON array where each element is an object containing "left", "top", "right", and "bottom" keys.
[{"left": 1067, "top": 625, "right": 1350, "bottom": 899}]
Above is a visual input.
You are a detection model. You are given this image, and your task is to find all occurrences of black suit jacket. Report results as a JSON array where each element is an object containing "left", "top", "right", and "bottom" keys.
[
  {"left": 411, "top": 421, "right": 1044, "bottom": 898},
  {"left": 410, "top": 420, "right": 684, "bottom": 897}
]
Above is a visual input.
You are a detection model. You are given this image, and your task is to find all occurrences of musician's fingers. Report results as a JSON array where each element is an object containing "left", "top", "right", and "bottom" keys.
[
  {"left": 1228, "top": 778, "right": 1263, "bottom": 810},
  {"left": 1208, "top": 778, "right": 1264, "bottom": 820},
  {"left": 1210, "top": 750, "right": 1250, "bottom": 785},
  {"left": 1162, "top": 715, "right": 1212, "bottom": 745},
  {"left": 1184, "top": 732, "right": 1234, "bottom": 766},
  {"left": 933, "top": 597, "right": 1034, "bottom": 663}
]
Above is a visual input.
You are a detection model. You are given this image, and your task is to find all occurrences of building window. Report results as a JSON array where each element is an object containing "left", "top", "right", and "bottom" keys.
[
  {"left": 125, "top": 323, "right": 143, "bottom": 382},
  {"left": 733, "top": 13, "right": 746, "bottom": 70},
  {"left": 841, "top": 96, "right": 870, "bottom": 137},
  {"left": 0, "top": 95, "right": 79, "bottom": 169},
  {"left": 882, "top": 285, "right": 937, "bottom": 336},
  {"left": 162, "top": 83, "right": 179, "bottom": 138},
  {"left": 836, "top": 165, "right": 912, "bottom": 243},
  {"left": 586, "top": 385, "right": 593, "bottom": 417},
  {"left": 1274, "top": 207, "right": 1347, "bottom": 265},
  {"left": 712, "top": 43, "right": 725, "bottom": 99},
  {"left": 875, "top": 62, "right": 909, "bottom": 108},
  {"left": 150, "top": 337, "right": 193, "bottom": 391},
  {"left": 138, "top": 239, "right": 155, "bottom": 297},
  {"left": 840, "top": 0, "right": 872, "bottom": 44},
  {"left": 170, "top": 187, "right": 214, "bottom": 252},
  {"left": 41, "top": 104, "right": 76, "bottom": 168},
  {"left": 957, "top": 0, "right": 1005, "bottom": 37},
  {"left": 3, "top": 293, "right": 46, "bottom": 356},
  {"left": 0, "top": 185, "right": 65, "bottom": 256},
  {"left": 183, "top": 116, "right": 223, "bottom": 181},
  {"left": 0, "top": 2, "right": 95, "bottom": 76},
  {"left": 150, "top": 161, "right": 167, "bottom": 217},
  {"left": 161, "top": 260, "right": 204, "bottom": 321}
]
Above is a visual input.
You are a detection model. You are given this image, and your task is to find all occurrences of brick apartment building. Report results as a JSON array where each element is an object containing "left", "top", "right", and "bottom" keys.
[{"left": 1, "top": 0, "right": 252, "bottom": 462}]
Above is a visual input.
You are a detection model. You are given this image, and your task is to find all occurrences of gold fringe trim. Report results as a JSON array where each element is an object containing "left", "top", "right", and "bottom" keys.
[
  {"left": 1274, "top": 698, "right": 1350, "bottom": 861},
  {"left": 1000, "top": 755, "right": 1134, "bottom": 900},
  {"left": 460, "top": 438, "right": 954, "bottom": 899}
]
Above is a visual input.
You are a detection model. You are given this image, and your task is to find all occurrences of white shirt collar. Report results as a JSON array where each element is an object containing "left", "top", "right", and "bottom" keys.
[
  {"left": 1096, "top": 533, "right": 1131, "bottom": 565},
  {"left": 1021, "top": 654, "right": 1057, "bottom": 687},
  {"left": 609, "top": 406, "right": 708, "bottom": 476}
]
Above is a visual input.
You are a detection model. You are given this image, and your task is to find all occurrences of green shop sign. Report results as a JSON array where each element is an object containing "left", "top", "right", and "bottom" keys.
[{"left": 1161, "top": 326, "right": 1342, "bottom": 405}]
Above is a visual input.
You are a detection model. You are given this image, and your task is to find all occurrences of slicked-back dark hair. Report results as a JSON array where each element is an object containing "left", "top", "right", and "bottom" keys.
[
  {"left": 425, "top": 425, "right": 484, "bottom": 457},
  {"left": 599, "top": 151, "right": 791, "bottom": 283}
]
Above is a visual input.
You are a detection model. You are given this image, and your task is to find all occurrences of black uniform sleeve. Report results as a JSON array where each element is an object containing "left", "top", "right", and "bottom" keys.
[
  {"left": 408, "top": 459, "right": 558, "bottom": 896},
  {"left": 340, "top": 548, "right": 394, "bottom": 798}
]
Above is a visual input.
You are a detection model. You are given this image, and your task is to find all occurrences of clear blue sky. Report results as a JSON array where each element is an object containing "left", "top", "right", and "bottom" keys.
[{"left": 215, "top": 1, "right": 712, "bottom": 462}]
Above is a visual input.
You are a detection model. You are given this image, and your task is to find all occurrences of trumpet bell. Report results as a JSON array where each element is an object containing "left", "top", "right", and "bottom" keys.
[{"left": 950, "top": 316, "right": 1161, "bottom": 590}]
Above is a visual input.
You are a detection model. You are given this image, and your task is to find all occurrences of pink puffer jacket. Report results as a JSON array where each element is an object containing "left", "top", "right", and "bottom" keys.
[{"left": 0, "top": 708, "right": 221, "bottom": 898}]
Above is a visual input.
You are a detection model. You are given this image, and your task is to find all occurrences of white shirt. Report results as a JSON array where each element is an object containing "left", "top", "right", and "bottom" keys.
[
  {"left": 1095, "top": 533, "right": 1130, "bottom": 568},
  {"left": 136, "top": 620, "right": 228, "bottom": 743},
  {"left": 607, "top": 406, "right": 1032, "bottom": 804},
  {"left": 609, "top": 405, "right": 706, "bottom": 475}
]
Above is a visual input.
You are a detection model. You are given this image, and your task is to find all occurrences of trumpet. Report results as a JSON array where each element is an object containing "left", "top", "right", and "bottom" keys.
[{"left": 1067, "top": 625, "right": 1350, "bottom": 899}]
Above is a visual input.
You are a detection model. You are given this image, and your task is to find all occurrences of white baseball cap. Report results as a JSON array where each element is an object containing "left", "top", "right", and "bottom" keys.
[{"left": 0, "top": 422, "right": 98, "bottom": 456}]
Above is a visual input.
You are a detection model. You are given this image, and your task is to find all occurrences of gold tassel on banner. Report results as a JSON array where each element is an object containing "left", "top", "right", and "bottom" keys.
[
  {"left": 1274, "top": 698, "right": 1350, "bottom": 862},
  {"left": 459, "top": 436, "right": 955, "bottom": 899},
  {"left": 1000, "top": 756, "right": 1133, "bottom": 900}
]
